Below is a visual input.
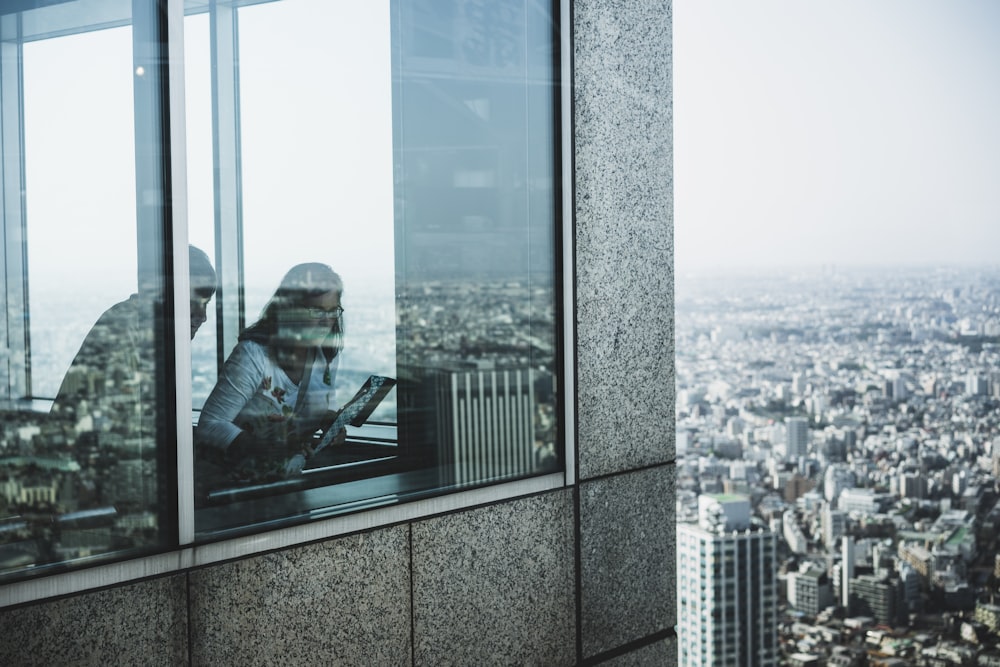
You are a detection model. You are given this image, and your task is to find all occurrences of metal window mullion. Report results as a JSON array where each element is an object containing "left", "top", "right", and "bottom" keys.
[
  {"left": 167, "top": 0, "right": 196, "bottom": 547},
  {"left": 210, "top": 0, "right": 244, "bottom": 364},
  {"left": 558, "top": 0, "right": 574, "bottom": 486},
  {"left": 132, "top": 0, "right": 194, "bottom": 549},
  {"left": 0, "top": 16, "right": 28, "bottom": 401}
]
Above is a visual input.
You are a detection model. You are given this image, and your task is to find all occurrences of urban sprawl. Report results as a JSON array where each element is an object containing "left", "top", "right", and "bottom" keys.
[{"left": 677, "top": 266, "right": 1000, "bottom": 666}]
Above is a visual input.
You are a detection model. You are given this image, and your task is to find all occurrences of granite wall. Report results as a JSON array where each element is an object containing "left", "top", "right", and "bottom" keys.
[
  {"left": 574, "top": 0, "right": 675, "bottom": 661},
  {"left": 0, "top": 0, "right": 674, "bottom": 663}
]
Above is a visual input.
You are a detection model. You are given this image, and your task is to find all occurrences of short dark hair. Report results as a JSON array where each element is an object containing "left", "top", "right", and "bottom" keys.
[{"left": 189, "top": 245, "right": 216, "bottom": 292}]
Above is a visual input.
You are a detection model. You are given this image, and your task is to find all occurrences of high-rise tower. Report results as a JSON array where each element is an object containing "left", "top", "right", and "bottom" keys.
[
  {"left": 678, "top": 494, "right": 779, "bottom": 666},
  {"left": 785, "top": 416, "right": 808, "bottom": 460},
  {"left": 399, "top": 365, "right": 542, "bottom": 485}
]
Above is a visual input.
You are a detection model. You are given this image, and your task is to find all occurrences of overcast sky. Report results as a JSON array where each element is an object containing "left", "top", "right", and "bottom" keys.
[
  {"left": 24, "top": 1, "right": 393, "bottom": 308},
  {"left": 674, "top": 0, "right": 1000, "bottom": 273},
  {"left": 24, "top": 3, "right": 1000, "bottom": 291},
  {"left": 21, "top": 2, "right": 394, "bottom": 397}
]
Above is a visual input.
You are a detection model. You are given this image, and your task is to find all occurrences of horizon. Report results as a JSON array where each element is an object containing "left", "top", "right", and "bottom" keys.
[{"left": 676, "top": 260, "right": 1000, "bottom": 281}]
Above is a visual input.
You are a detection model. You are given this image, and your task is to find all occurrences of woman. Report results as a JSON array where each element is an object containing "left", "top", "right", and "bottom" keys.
[{"left": 196, "top": 263, "right": 344, "bottom": 477}]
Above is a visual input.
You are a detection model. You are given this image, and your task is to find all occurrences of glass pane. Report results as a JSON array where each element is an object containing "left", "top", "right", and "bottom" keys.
[
  {"left": 192, "top": 0, "right": 559, "bottom": 537},
  {"left": 0, "top": 1, "right": 175, "bottom": 580},
  {"left": 237, "top": 0, "right": 398, "bottom": 412},
  {"left": 184, "top": 10, "right": 219, "bottom": 409},
  {"left": 393, "top": 0, "right": 560, "bottom": 485},
  {"left": 26, "top": 27, "right": 136, "bottom": 401}
]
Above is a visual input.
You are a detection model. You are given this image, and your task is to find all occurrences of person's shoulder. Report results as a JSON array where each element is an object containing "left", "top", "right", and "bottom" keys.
[
  {"left": 227, "top": 339, "right": 273, "bottom": 369},
  {"left": 233, "top": 338, "right": 267, "bottom": 355},
  {"left": 217, "top": 340, "right": 273, "bottom": 389},
  {"left": 92, "top": 294, "right": 139, "bottom": 325}
]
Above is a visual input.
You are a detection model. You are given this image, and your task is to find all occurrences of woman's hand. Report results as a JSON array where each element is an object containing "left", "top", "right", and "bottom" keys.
[{"left": 329, "top": 426, "right": 347, "bottom": 448}]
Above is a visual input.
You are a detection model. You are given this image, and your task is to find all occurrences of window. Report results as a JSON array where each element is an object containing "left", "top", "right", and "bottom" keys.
[
  {"left": 0, "top": 0, "right": 562, "bottom": 584},
  {"left": 0, "top": 0, "right": 177, "bottom": 579}
]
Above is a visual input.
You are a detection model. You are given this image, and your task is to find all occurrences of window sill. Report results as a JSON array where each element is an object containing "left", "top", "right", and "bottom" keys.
[{"left": 0, "top": 470, "right": 566, "bottom": 608}]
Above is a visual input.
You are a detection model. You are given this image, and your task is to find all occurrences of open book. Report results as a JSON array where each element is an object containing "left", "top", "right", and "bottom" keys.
[
  {"left": 313, "top": 375, "right": 396, "bottom": 454},
  {"left": 282, "top": 375, "right": 396, "bottom": 476}
]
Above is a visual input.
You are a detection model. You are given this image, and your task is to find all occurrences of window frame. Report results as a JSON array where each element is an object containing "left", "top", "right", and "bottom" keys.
[{"left": 0, "top": 0, "right": 574, "bottom": 607}]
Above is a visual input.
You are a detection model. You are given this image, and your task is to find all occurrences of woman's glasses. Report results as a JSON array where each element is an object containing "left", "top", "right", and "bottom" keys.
[{"left": 307, "top": 306, "right": 344, "bottom": 320}]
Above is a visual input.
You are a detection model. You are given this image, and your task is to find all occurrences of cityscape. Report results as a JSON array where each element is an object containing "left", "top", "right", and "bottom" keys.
[{"left": 676, "top": 265, "right": 1000, "bottom": 666}]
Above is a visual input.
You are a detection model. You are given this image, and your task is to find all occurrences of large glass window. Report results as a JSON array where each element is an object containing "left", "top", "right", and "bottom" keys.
[
  {"left": 192, "top": 0, "right": 560, "bottom": 538},
  {"left": 0, "top": 1, "right": 176, "bottom": 579},
  {"left": 0, "top": 0, "right": 561, "bottom": 580}
]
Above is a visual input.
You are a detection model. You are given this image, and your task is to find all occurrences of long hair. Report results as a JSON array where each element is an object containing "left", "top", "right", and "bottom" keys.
[{"left": 240, "top": 263, "right": 344, "bottom": 363}]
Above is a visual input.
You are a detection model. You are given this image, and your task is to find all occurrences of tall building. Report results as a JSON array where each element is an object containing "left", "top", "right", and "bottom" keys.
[
  {"left": 893, "top": 375, "right": 909, "bottom": 401},
  {"left": 788, "top": 563, "right": 834, "bottom": 616},
  {"left": 967, "top": 372, "right": 988, "bottom": 396},
  {"left": 850, "top": 574, "right": 904, "bottom": 626},
  {"left": 678, "top": 494, "right": 779, "bottom": 666},
  {"left": 822, "top": 505, "right": 847, "bottom": 550},
  {"left": 786, "top": 417, "right": 809, "bottom": 460},
  {"left": 824, "top": 464, "right": 855, "bottom": 506},
  {"left": 899, "top": 472, "right": 926, "bottom": 499},
  {"left": 400, "top": 365, "right": 542, "bottom": 485},
  {"left": 842, "top": 535, "right": 855, "bottom": 608}
]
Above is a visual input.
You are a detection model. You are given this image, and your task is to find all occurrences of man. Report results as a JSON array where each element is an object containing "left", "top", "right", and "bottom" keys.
[{"left": 52, "top": 246, "right": 217, "bottom": 431}]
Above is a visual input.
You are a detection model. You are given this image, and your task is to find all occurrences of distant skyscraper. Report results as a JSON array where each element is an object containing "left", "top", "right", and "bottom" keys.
[
  {"left": 842, "top": 535, "right": 855, "bottom": 608},
  {"left": 967, "top": 372, "right": 988, "bottom": 396},
  {"left": 786, "top": 417, "right": 808, "bottom": 460},
  {"left": 792, "top": 372, "right": 807, "bottom": 395},
  {"left": 822, "top": 505, "right": 846, "bottom": 550},
  {"left": 892, "top": 376, "right": 908, "bottom": 401},
  {"left": 842, "top": 429, "right": 857, "bottom": 451},
  {"left": 899, "top": 473, "right": 926, "bottom": 500},
  {"left": 882, "top": 378, "right": 894, "bottom": 400},
  {"left": 824, "top": 464, "right": 855, "bottom": 507},
  {"left": 678, "top": 494, "right": 779, "bottom": 666}
]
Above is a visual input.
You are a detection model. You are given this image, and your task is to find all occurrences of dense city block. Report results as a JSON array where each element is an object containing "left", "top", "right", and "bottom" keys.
[{"left": 677, "top": 266, "right": 1000, "bottom": 666}]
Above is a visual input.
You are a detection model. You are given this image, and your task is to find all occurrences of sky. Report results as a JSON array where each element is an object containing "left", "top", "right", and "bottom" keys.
[
  {"left": 23, "top": 1, "right": 394, "bottom": 312},
  {"left": 20, "top": 2, "right": 1000, "bottom": 283},
  {"left": 20, "top": 1, "right": 395, "bottom": 397},
  {"left": 674, "top": 0, "right": 1000, "bottom": 273},
  {"left": 185, "top": 1, "right": 395, "bottom": 317}
]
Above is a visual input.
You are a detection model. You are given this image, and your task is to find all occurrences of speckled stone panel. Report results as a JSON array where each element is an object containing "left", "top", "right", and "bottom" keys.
[
  {"left": 412, "top": 490, "right": 576, "bottom": 666},
  {"left": 574, "top": 0, "right": 675, "bottom": 481},
  {"left": 580, "top": 465, "right": 675, "bottom": 659},
  {"left": 189, "top": 526, "right": 410, "bottom": 666},
  {"left": 0, "top": 574, "right": 188, "bottom": 666},
  {"left": 600, "top": 635, "right": 677, "bottom": 666}
]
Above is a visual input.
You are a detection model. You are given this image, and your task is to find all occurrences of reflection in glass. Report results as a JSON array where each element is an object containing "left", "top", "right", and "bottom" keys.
[
  {"left": 189, "top": 0, "right": 400, "bottom": 526},
  {"left": 193, "top": 0, "right": 560, "bottom": 537},
  {"left": 196, "top": 264, "right": 344, "bottom": 485},
  {"left": 0, "top": 1, "right": 175, "bottom": 579},
  {"left": 393, "top": 0, "right": 559, "bottom": 485},
  {"left": 185, "top": 10, "right": 219, "bottom": 409},
  {"left": 0, "top": 0, "right": 561, "bottom": 556}
]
